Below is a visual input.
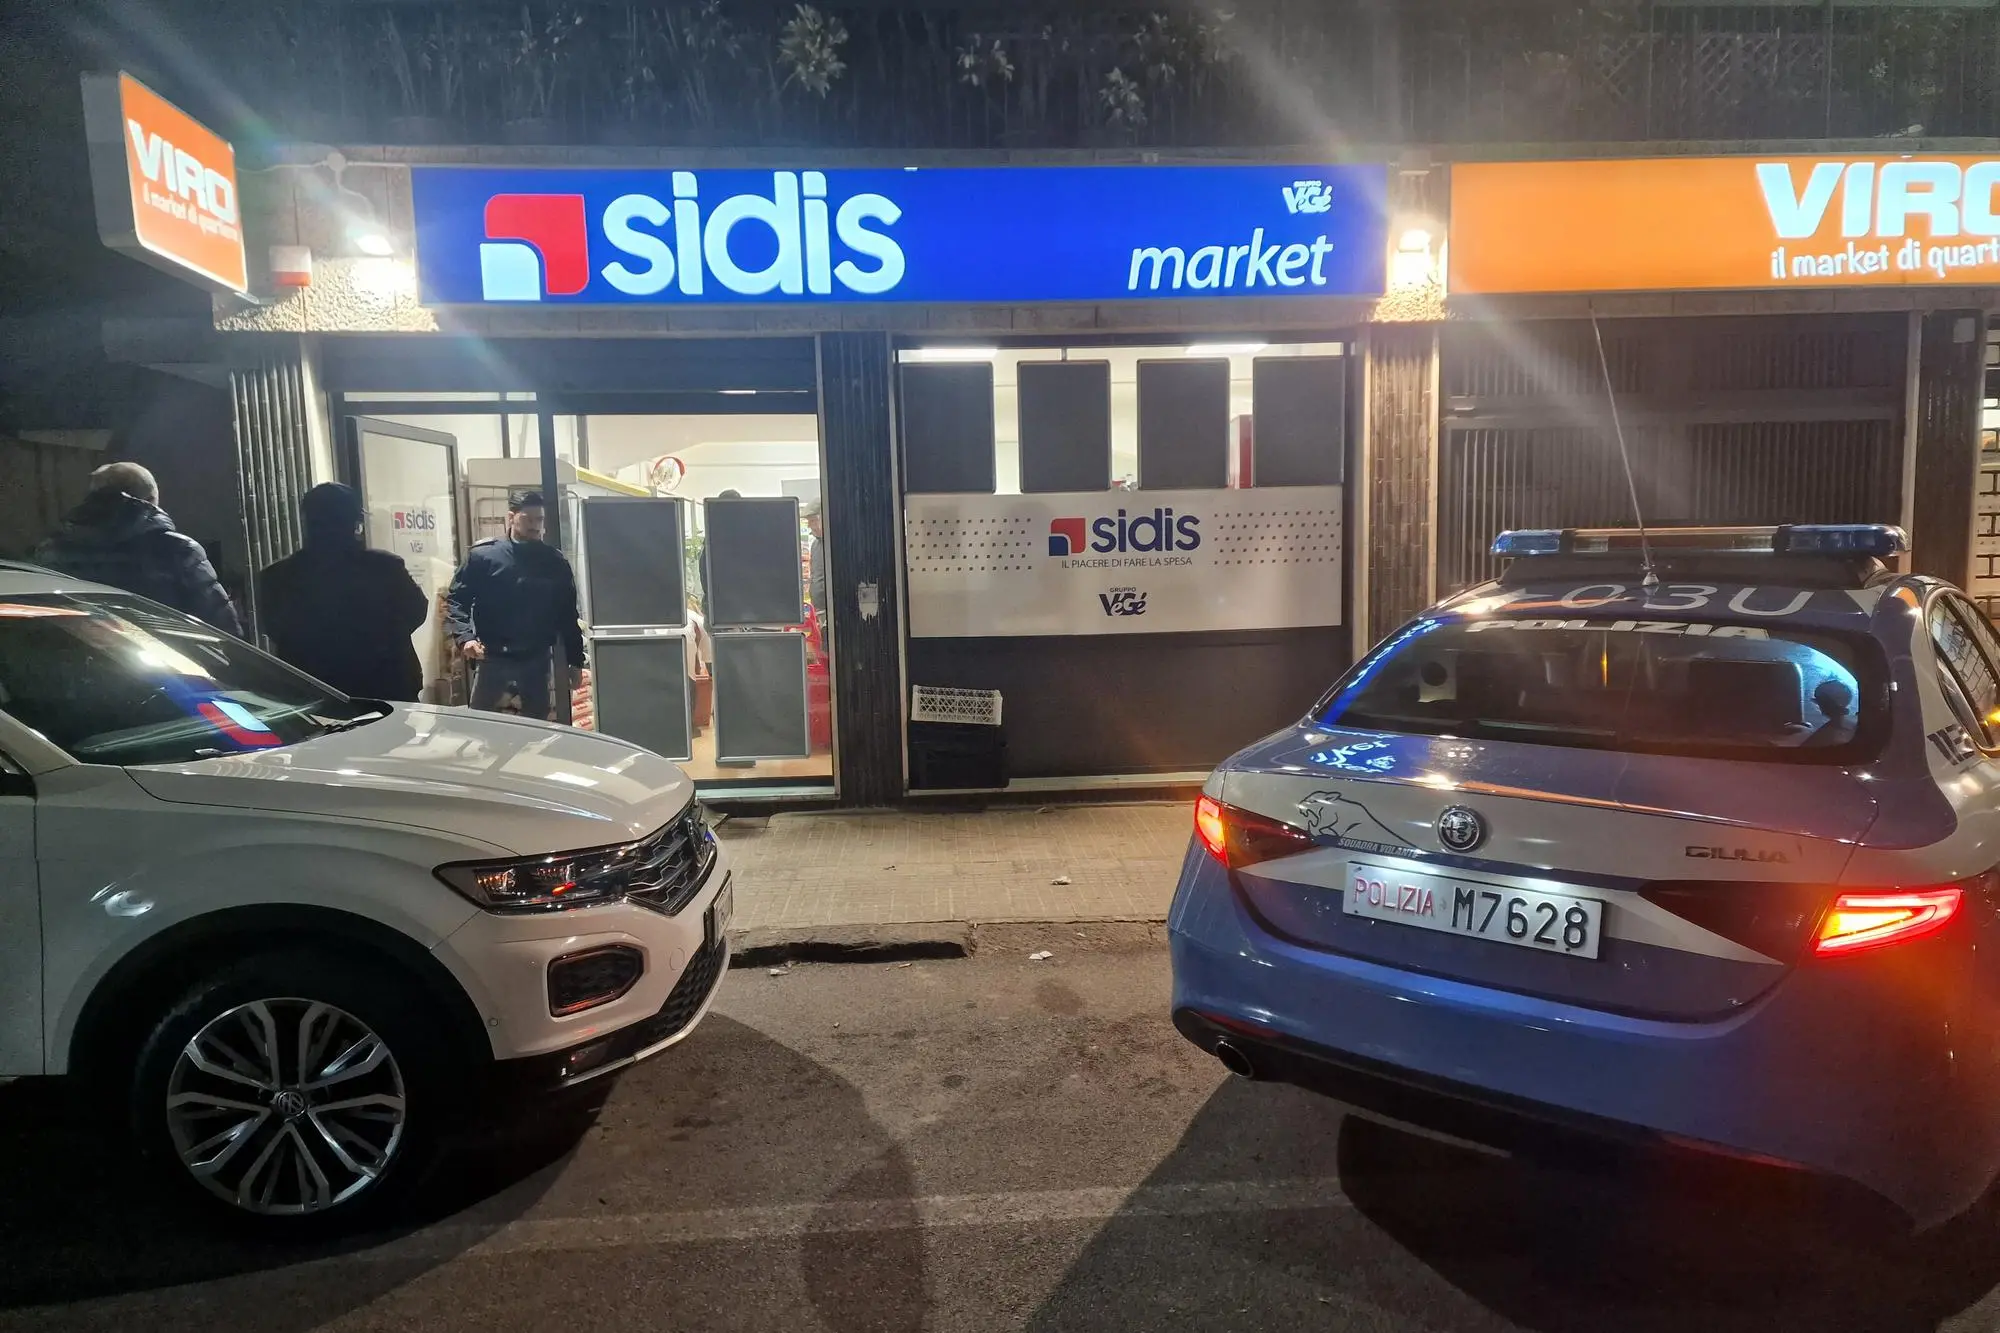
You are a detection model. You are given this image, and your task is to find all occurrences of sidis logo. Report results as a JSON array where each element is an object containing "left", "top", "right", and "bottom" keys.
[
  {"left": 480, "top": 195, "right": 588, "bottom": 298},
  {"left": 474, "top": 171, "right": 905, "bottom": 302},
  {"left": 481, "top": 194, "right": 591, "bottom": 300},
  {"left": 1048, "top": 508, "right": 1202, "bottom": 557}
]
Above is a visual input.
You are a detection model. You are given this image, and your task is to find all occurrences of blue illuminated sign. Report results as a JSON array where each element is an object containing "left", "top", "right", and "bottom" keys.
[{"left": 410, "top": 163, "right": 1388, "bottom": 306}]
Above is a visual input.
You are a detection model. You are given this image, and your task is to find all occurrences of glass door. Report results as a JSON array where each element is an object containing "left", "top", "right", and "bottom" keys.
[{"left": 351, "top": 417, "right": 462, "bottom": 703}]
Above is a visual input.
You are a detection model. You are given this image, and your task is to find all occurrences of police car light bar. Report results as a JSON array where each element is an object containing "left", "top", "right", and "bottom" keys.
[{"left": 1490, "top": 525, "right": 1908, "bottom": 559}]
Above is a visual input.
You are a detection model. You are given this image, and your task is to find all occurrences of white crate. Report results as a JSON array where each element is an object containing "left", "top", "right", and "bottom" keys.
[{"left": 911, "top": 685, "right": 1002, "bottom": 727}]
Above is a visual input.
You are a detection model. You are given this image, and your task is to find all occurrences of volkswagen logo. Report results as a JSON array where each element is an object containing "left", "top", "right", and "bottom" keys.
[{"left": 1436, "top": 806, "right": 1487, "bottom": 854}]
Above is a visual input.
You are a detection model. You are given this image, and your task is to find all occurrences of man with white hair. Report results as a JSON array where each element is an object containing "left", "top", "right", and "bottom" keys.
[{"left": 36, "top": 461, "right": 242, "bottom": 635}]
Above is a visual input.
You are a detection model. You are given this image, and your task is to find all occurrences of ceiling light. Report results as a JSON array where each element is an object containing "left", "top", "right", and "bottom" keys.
[
  {"left": 905, "top": 346, "right": 998, "bottom": 362},
  {"left": 352, "top": 230, "right": 395, "bottom": 257},
  {"left": 1184, "top": 342, "right": 1267, "bottom": 356}
]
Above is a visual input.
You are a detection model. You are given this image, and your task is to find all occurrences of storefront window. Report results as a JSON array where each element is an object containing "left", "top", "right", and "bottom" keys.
[
  {"left": 903, "top": 341, "right": 1347, "bottom": 496},
  {"left": 897, "top": 336, "right": 1352, "bottom": 786}
]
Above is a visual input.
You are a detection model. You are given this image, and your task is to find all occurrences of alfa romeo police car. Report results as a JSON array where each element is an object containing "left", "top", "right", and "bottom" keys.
[{"left": 1171, "top": 524, "right": 2000, "bottom": 1227}]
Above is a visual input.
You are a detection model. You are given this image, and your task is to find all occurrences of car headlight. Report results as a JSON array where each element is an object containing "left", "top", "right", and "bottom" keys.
[{"left": 435, "top": 841, "right": 645, "bottom": 913}]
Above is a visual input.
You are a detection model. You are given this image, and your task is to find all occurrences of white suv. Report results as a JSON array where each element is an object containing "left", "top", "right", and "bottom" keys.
[{"left": 0, "top": 564, "right": 732, "bottom": 1230}]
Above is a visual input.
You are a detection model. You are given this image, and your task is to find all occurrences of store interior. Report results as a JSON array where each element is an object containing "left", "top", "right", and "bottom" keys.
[{"left": 343, "top": 394, "right": 832, "bottom": 789}]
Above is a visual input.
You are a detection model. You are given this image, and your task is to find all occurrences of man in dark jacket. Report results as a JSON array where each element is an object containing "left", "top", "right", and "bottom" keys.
[
  {"left": 37, "top": 462, "right": 242, "bottom": 635},
  {"left": 257, "top": 483, "right": 429, "bottom": 700},
  {"left": 445, "top": 490, "right": 585, "bottom": 720}
]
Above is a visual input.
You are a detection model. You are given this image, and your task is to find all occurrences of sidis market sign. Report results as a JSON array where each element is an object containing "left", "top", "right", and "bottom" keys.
[
  {"left": 1450, "top": 155, "right": 2000, "bottom": 294},
  {"left": 81, "top": 72, "right": 248, "bottom": 294}
]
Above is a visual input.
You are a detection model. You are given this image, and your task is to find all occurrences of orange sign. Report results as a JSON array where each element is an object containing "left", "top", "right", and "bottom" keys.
[
  {"left": 82, "top": 73, "right": 246, "bottom": 293},
  {"left": 1450, "top": 156, "right": 2000, "bottom": 295}
]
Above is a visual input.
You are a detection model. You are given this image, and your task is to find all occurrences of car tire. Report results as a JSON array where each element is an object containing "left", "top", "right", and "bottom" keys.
[{"left": 130, "top": 949, "right": 463, "bottom": 1234}]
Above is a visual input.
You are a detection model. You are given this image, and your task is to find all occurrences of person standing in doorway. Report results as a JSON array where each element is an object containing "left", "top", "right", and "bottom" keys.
[
  {"left": 257, "top": 483, "right": 429, "bottom": 700},
  {"left": 37, "top": 461, "right": 242, "bottom": 635},
  {"left": 800, "top": 498, "right": 824, "bottom": 632},
  {"left": 445, "top": 490, "right": 584, "bottom": 720}
]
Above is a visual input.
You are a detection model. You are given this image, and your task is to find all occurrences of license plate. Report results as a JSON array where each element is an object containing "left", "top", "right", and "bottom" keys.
[
  {"left": 706, "top": 877, "right": 734, "bottom": 945},
  {"left": 1343, "top": 862, "right": 1604, "bottom": 959}
]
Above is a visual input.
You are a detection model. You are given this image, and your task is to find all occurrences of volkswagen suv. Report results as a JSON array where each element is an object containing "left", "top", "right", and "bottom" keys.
[{"left": 0, "top": 564, "right": 732, "bottom": 1230}]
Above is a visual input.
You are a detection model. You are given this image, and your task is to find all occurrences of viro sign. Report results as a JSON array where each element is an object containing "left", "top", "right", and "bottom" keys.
[
  {"left": 1450, "top": 155, "right": 2000, "bottom": 294},
  {"left": 1758, "top": 160, "right": 2000, "bottom": 282},
  {"left": 81, "top": 73, "right": 247, "bottom": 294}
]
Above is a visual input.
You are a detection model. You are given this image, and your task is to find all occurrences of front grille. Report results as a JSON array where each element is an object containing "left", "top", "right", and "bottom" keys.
[
  {"left": 622, "top": 934, "right": 727, "bottom": 1051},
  {"left": 625, "top": 804, "right": 718, "bottom": 916}
]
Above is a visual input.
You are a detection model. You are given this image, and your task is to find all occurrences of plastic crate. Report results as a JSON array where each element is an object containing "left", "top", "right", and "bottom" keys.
[{"left": 911, "top": 684, "right": 1002, "bottom": 727}]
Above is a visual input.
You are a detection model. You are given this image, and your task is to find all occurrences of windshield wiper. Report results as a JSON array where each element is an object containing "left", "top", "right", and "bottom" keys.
[{"left": 311, "top": 708, "right": 390, "bottom": 735}]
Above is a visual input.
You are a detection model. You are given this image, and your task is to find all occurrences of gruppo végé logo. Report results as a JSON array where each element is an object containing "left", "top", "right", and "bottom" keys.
[
  {"left": 477, "top": 171, "right": 905, "bottom": 302},
  {"left": 1047, "top": 508, "right": 1202, "bottom": 558},
  {"left": 1099, "top": 587, "right": 1149, "bottom": 617}
]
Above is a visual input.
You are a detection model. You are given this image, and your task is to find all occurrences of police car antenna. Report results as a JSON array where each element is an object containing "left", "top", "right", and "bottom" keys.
[{"left": 1590, "top": 311, "right": 1659, "bottom": 590}]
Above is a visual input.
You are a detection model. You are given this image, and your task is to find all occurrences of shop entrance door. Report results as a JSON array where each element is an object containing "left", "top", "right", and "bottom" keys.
[
  {"left": 324, "top": 385, "right": 836, "bottom": 794},
  {"left": 555, "top": 413, "right": 829, "bottom": 785},
  {"left": 352, "top": 417, "right": 461, "bottom": 702}
]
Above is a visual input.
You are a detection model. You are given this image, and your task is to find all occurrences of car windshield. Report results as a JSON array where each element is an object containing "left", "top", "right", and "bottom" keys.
[
  {"left": 0, "top": 592, "right": 387, "bottom": 765},
  {"left": 1319, "top": 612, "right": 1885, "bottom": 763}
]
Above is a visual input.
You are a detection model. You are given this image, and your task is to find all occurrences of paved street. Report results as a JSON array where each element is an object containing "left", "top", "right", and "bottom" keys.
[
  {"left": 719, "top": 803, "right": 1188, "bottom": 933},
  {"left": 6, "top": 943, "right": 2000, "bottom": 1333}
]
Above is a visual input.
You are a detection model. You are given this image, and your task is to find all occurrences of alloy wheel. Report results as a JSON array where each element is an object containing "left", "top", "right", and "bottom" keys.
[{"left": 164, "top": 998, "right": 408, "bottom": 1216}]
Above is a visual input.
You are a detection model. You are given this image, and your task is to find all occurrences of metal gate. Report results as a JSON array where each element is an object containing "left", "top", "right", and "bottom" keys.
[{"left": 1438, "top": 316, "right": 1905, "bottom": 594}]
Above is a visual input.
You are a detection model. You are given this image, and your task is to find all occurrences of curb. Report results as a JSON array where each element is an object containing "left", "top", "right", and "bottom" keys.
[
  {"left": 730, "top": 923, "right": 973, "bottom": 967},
  {"left": 728, "top": 918, "right": 1168, "bottom": 967}
]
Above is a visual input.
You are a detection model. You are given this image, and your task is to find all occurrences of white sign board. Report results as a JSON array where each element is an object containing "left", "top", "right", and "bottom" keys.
[
  {"left": 906, "top": 486, "right": 1343, "bottom": 638},
  {"left": 382, "top": 505, "right": 441, "bottom": 588}
]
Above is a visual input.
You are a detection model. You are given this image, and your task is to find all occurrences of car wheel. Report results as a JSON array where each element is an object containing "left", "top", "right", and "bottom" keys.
[{"left": 131, "top": 950, "right": 458, "bottom": 1232}]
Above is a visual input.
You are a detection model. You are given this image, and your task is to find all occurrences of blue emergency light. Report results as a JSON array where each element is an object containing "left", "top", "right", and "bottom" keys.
[{"left": 1492, "top": 524, "right": 1908, "bottom": 559}]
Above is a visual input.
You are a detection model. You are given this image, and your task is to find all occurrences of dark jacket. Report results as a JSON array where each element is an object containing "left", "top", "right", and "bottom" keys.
[
  {"left": 258, "top": 541, "right": 429, "bottom": 700},
  {"left": 809, "top": 534, "right": 828, "bottom": 621},
  {"left": 37, "top": 490, "right": 242, "bottom": 635},
  {"left": 445, "top": 536, "right": 585, "bottom": 663}
]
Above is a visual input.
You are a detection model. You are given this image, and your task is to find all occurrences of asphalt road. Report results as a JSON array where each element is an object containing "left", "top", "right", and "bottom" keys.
[{"left": 6, "top": 938, "right": 2000, "bottom": 1333}]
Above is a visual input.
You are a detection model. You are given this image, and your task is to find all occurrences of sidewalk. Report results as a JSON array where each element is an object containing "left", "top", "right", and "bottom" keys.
[{"left": 717, "top": 802, "right": 1191, "bottom": 936}]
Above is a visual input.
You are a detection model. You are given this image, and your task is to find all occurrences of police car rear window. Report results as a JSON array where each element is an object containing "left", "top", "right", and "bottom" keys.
[{"left": 1321, "top": 616, "right": 1883, "bottom": 762}]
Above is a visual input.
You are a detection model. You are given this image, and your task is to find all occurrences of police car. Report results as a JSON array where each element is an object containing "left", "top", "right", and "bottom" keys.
[{"left": 1171, "top": 524, "right": 2000, "bottom": 1227}]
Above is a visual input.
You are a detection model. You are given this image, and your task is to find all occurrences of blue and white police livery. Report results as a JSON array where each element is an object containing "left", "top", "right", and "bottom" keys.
[{"left": 1171, "top": 524, "right": 2000, "bottom": 1227}]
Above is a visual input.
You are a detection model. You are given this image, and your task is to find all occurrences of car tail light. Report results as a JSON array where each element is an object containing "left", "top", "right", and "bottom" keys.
[
  {"left": 1813, "top": 888, "right": 1963, "bottom": 957},
  {"left": 1194, "top": 795, "right": 1314, "bottom": 870}
]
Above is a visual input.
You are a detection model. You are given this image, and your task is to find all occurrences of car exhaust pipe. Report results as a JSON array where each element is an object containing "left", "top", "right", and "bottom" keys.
[{"left": 1214, "top": 1039, "right": 1257, "bottom": 1080}]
